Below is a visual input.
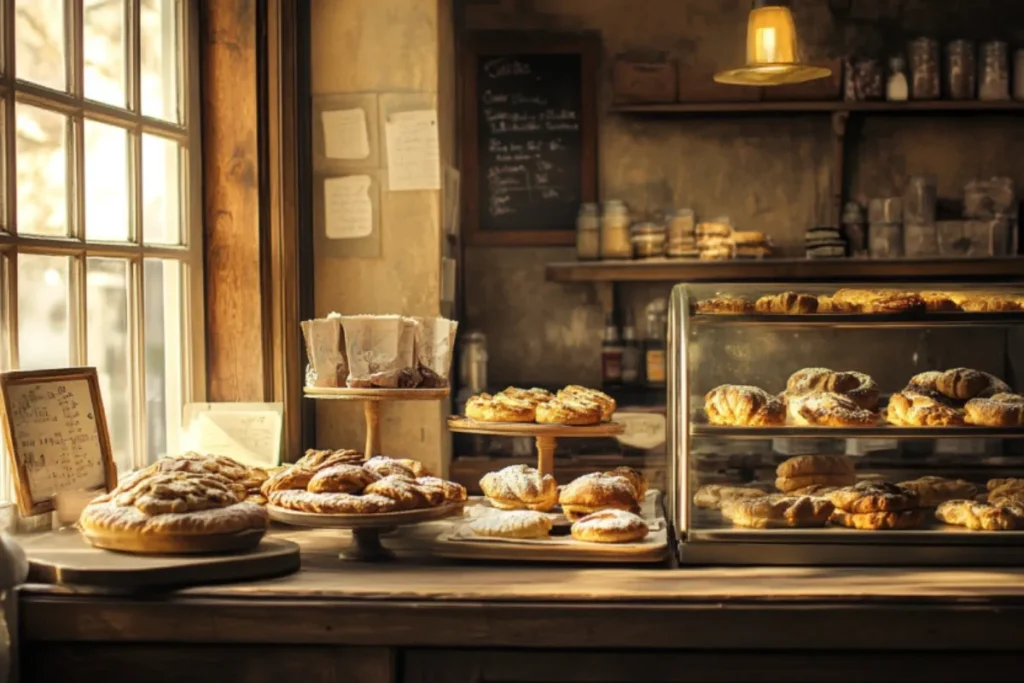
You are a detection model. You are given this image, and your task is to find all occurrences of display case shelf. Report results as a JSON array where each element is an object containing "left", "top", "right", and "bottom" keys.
[
  {"left": 690, "top": 424, "right": 1024, "bottom": 440},
  {"left": 610, "top": 101, "right": 1024, "bottom": 115},
  {"left": 690, "top": 312, "right": 1024, "bottom": 328}
]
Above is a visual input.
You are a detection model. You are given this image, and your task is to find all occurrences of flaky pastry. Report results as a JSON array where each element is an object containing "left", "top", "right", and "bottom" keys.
[
  {"left": 754, "top": 292, "right": 818, "bottom": 314},
  {"left": 785, "top": 368, "right": 879, "bottom": 410},
  {"left": 268, "top": 489, "right": 398, "bottom": 514},
  {"left": 535, "top": 396, "right": 603, "bottom": 426},
  {"left": 721, "top": 494, "right": 833, "bottom": 529},
  {"left": 826, "top": 481, "right": 918, "bottom": 514},
  {"left": 936, "top": 499, "right": 1024, "bottom": 531},
  {"left": 363, "top": 475, "right": 432, "bottom": 510},
  {"left": 362, "top": 456, "right": 417, "bottom": 480},
  {"left": 465, "top": 393, "right": 535, "bottom": 423},
  {"left": 785, "top": 392, "right": 878, "bottom": 427},
  {"left": 570, "top": 509, "right": 649, "bottom": 543},
  {"left": 704, "top": 385, "right": 785, "bottom": 427},
  {"left": 479, "top": 464, "right": 558, "bottom": 512},
  {"left": 965, "top": 393, "right": 1024, "bottom": 427},
  {"left": 498, "top": 386, "right": 555, "bottom": 406},
  {"left": 557, "top": 385, "right": 617, "bottom": 421},
  {"left": 898, "top": 476, "right": 977, "bottom": 508},
  {"left": 470, "top": 510, "right": 552, "bottom": 539},
  {"left": 776, "top": 455, "right": 854, "bottom": 479},
  {"left": 886, "top": 391, "right": 966, "bottom": 427},
  {"left": 695, "top": 295, "right": 752, "bottom": 315},
  {"left": 558, "top": 472, "right": 640, "bottom": 521},
  {"left": 307, "top": 464, "right": 379, "bottom": 494},
  {"left": 693, "top": 484, "right": 765, "bottom": 510},
  {"left": 829, "top": 508, "right": 924, "bottom": 530}
]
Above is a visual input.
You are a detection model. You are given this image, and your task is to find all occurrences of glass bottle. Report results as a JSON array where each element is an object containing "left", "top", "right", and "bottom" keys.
[
  {"left": 600, "top": 200, "right": 632, "bottom": 260},
  {"left": 643, "top": 298, "right": 668, "bottom": 389},
  {"left": 620, "top": 311, "right": 641, "bottom": 386},
  {"left": 887, "top": 56, "right": 909, "bottom": 102},
  {"left": 575, "top": 203, "right": 600, "bottom": 261},
  {"left": 600, "top": 314, "right": 623, "bottom": 388}
]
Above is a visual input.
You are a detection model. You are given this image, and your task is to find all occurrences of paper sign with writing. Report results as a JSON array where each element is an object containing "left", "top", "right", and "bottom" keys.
[
  {"left": 182, "top": 403, "right": 283, "bottom": 468},
  {"left": 385, "top": 110, "right": 441, "bottom": 191},
  {"left": 0, "top": 368, "right": 117, "bottom": 516}
]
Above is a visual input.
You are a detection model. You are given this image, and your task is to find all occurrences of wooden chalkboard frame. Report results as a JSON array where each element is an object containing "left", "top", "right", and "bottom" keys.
[
  {"left": 461, "top": 31, "right": 599, "bottom": 247},
  {"left": 0, "top": 367, "right": 117, "bottom": 516}
]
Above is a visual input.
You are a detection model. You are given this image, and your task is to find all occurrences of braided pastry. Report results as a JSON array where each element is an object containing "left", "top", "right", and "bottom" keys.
[
  {"left": 557, "top": 385, "right": 617, "bottom": 421},
  {"left": 754, "top": 292, "right": 818, "bottom": 314},
  {"left": 936, "top": 499, "right": 1024, "bottom": 531},
  {"left": 965, "top": 393, "right": 1024, "bottom": 427},
  {"left": 307, "top": 464, "right": 379, "bottom": 494},
  {"left": 721, "top": 494, "right": 834, "bottom": 529},
  {"left": 785, "top": 367, "right": 879, "bottom": 410},
  {"left": 886, "top": 391, "right": 966, "bottom": 427},
  {"left": 570, "top": 509, "right": 649, "bottom": 543},
  {"left": 704, "top": 385, "right": 786, "bottom": 427},
  {"left": 785, "top": 392, "right": 878, "bottom": 427},
  {"left": 479, "top": 464, "right": 558, "bottom": 512},
  {"left": 695, "top": 295, "right": 752, "bottom": 315},
  {"left": 535, "top": 396, "right": 603, "bottom": 426},
  {"left": 465, "top": 393, "right": 535, "bottom": 422}
]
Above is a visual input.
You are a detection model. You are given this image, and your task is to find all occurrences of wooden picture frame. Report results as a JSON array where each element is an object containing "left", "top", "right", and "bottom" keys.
[
  {"left": 0, "top": 367, "right": 117, "bottom": 516},
  {"left": 461, "top": 31, "right": 599, "bottom": 247}
]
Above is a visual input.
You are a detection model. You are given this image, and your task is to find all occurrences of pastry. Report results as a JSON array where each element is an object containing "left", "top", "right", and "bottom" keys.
[
  {"left": 775, "top": 473, "right": 856, "bottom": 492},
  {"left": 959, "top": 295, "right": 1020, "bottom": 312},
  {"left": 788, "top": 484, "right": 842, "bottom": 496},
  {"left": 154, "top": 453, "right": 269, "bottom": 502},
  {"left": 704, "top": 385, "right": 786, "bottom": 427},
  {"left": 558, "top": 472, "right": 640, "bottom": 521},
  {"left": 829, "top": 508, "right": 925, "bottom": 530},
  {"left": 754, "top": 292, "right": 818, "bottom": 314},
  {"left": 785, "top": 392, "right": 878, "bottom": 427},
  {"left": 826, "top": 481, "right": 918, "bottom": 514},
  {"left": 307, "top": 464, "right": 379, "bottom": 494},
  {"left": 396, "top": 458, "right": 431, "bottom": 477},
  {"left": 695, "top": 295, "right": 752, "bottom": 315},
  {"left": 498, "top": 386, "right": 555, "bottom": 406},
  {"left": 936, "top": 500, "right": 1024, "bottom": 531},
  {"left": 479, "top": 464, "right": 558, "bottom": 512},
  {"left": 693, "top": 484, "right": 766, "bottom": 510},
  {"left": 784, "top": 368, "right": 879, "bottom": 410},
  {"left": 363, "top": 475, "right": 431, "bottom": 510},
  {"left": 986, "top": 478, "right": 1024, "bottom": 507},
  {"left": 465, "top": 393, "right": 535, "bottom": 423},
  {"left": 898, "top": 476, "right": 977, "bottom": 508},
  {"left": 817, "top": 295, "right": 855, "bottom": 313},
  {"left": 918, "top": 291, "right": 961, "bottom": 312},
  {"left": 987, "top": 477, "right": 1024, "bottom": 492},
  {"left": 535, "top": 396, "right": 603, "bottom": 426},
  {"left": 721, "top": 494, "right": 833, "bottom": 529},
  {"left": 605, "top": 466, "right": 647, "bottom": 499},
  {"left": 965, "top": 393, "right": 1024, "bottom": 427},
  {"left": 830, "top": 289, "right": 926, "bottom": 314},
  {"left": 907, "top": 368, "right": 1011, "bottom": 403},
  {"left": 470, "top": 510, "right": 553, "bottom": 539},
  {"left": 886, "top": 391, "right": 966, "bottom": 427},
  {"left": 362, "top": 456, "right": 417, "bottom": 480},
  {"left": 570, "top": 509, "right": 649, "bottom": 543},
  {"left": 557, "top": 385, "right": 617, "bottom": 421},
  {"left": 699, "top": 247, "right": 732, "bottom": 261},
  {"left": 775, "top": 454, "right": 854, "bottom": 479},
  {"left": 261, "top": 467, "right": 315, "bottom": 497},
  {"left": 416, "top": 476, "right": 468, "bottom": 503},
  {"left": 696, "top": 221, "right": 732, "bottom": 237},
  {"left": 295, "top": 448, "right": 364, "bottom": 470},
  {"left": 268, "top": 489, "right": 398, "bottom": 514},
  {"left": 79, "top": 470, "right": 268, "bottom": 553}
]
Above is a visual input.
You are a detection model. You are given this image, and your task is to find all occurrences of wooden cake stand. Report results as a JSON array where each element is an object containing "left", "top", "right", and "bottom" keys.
[
  {"left": 447, "top": 418, "right": 624, "bottom": 476},
  {"left": 267, "top": 503, "right": 463, "bottom": 561},
  {"left": 304, "top": 386, "right": 449, "bottom": 456}
]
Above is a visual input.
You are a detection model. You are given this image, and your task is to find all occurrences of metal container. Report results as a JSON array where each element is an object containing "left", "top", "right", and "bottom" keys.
[
  {"left": 909, "top": 37, "right": 940, "bottom": 100},
  {"left": 945, "top": 39, "right": 976, "bottom": 100},
  {"left": 979, "top": 40, "right": 1010, "bottom": 101}
]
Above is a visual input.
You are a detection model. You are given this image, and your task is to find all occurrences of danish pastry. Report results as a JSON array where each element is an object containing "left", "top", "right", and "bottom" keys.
[
  {"left": 721, "top": 494, "right": 834, "bottom": 529},
  {"left": 695, "top": 295, "right": 752, "bottom": 315},
  {"left": 605, "top": 466, "right": 647, "bottom": 499},
  {"left": 775, "top": 454, "right": 854, "bottom": 479},
  {"left": 965, "top": 393, "right": 1024, "bottom": 427},
  {"left": 479, "top": 464, "right": 558, "bottom": 512},
  {"left": 498, "top": 386, "right": 555, "bottom": 406},
  {"left": 558, "top": 472, "right": 640, "bottom": 521},
  {"left": 829, "top": 508, "right": 924, "bottom": 530},
  {"left": 936, "top": 499, "right": 1024, "bottom": 531},
  {"left": 826, "top": 481, "right": 918, "bottom": 514},
  {"left": 362, "top": 456, "right": 417, "bottom": 480},
  {"left": 704, "top": 385, "right": 786, "bottom": 427},
  {"left": 785, "top": 392, "right": 878, "bottom": 427},
  {"left": 465, "top": 393, "right": 536, "bottom": 423},
  {"left": 693, "top": 484, "right": 766, "bottom": 510},
  {"left": 886, "top": 391, "right": 966, "bottom": 427},
  {"left": 363, "top": 475, "right": 432, "bottom": 510},
  {"left": 898, "top": 476, "right": 977, "bottom": 508},
  {"left": 416, "top": 476, "right": 468, "bottom": 503},
  {"left": 557, "top": 385, "right": 617, "bottom": 421},
  {"left": 307, "top": 464, "right": 379, "bottom": 494},
  {"left": 470, "top": 510, "right": 553, "bottom": 539},
  {"left": 570, "top": 509, "right": 649, "bottom": 543},
  {"left": 775, "top": 473, "right": 855, "bottom": 493},
  {"left": 536, "top": 396, "right": 603, "bottom": 426},
  {"left": 268, "top": 489, "right": 398, "bottom": 514},
  {"left": 784, "top": 368, "right": 879, "bottom": 410},
  {"left": 754, "top": 292, "right": 818, "bottom": 314}
]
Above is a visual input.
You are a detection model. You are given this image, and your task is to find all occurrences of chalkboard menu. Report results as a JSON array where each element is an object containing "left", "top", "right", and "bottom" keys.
[{"left": 463, "top": 34, "right": 598, "bottom": 246}]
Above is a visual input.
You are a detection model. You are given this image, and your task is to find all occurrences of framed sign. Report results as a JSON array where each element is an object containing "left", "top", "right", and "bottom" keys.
[
  {"left": 0, "top": 368, "right": 117, "bottom": 516},
  {"left": 461, "top": 32, "right": 599, "bottom": 247}
]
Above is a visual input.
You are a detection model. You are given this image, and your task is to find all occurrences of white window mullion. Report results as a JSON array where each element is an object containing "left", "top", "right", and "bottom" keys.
[
  {"left": 129, "top": 254, "right": 146, "bottom": 471},
  {"left": 70, "top": 252, "right": 86, "bottom": 366}
]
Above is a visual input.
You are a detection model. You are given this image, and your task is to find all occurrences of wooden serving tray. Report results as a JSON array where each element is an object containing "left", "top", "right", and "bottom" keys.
[
  {"left": 267, "top": 502, "right": 464, "bottom": 529},
  {"left": 448, "top": 417, "right": 624, "bottom": 438}
]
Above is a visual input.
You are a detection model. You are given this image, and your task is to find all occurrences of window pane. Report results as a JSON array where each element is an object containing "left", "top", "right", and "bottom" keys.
[
  {"left": 17, "top": 253, "right": 71, "bottom": 370},
  {"left": 15, "top": 0, "right": 67, "bottom": 91},
  {"left": 141, "top": 0, "right": 180, "bottom": 122},
  {"left": 84, "top": 0, "right": 127, "bottom": 108},
  {"left": 16, "top": 104, "right": 69, "bottom": 237},
  {"left": 87, "top": 258, "right": 132, "bottom": 475},
  {"left": 144, "top": 258, "right": 182, "bottom": 462},
  {"left": 84, "top": 120, "right": 130, "bottom": 241},
  {"left": 142, "top": 134, "right": 181, "bottom": 244}
]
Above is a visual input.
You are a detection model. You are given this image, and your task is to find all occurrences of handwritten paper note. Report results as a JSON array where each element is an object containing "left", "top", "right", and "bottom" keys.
[
  {"left": 322, "top": 108, "right": 371, "bottom": 160},
  {"left": 385, "top": 110, "right": 441, "bottom": 191},
  {"left": 324, "top": 175, "right": 373, "bottom": 239},
  {"left": 4, "top": 379, "right": 107, "bottom": 505},
  {"left": 183, "top": 403, "right": 283, "bottom": 468}
]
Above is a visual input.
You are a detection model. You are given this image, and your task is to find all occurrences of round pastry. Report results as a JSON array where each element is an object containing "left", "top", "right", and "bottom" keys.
[
  {"left": 721, "top": 494, "right": 834, "bottom": 529},
  {"left": 479, "top": 464, "right": 558, "bottom": 512},
  {"left": 784, "top": 368, "right": 879, "bottom": 410},
  {"left": 936, "top": 368, "right": 1011, "bottom": 401},
  {"left": 396, "top": 458, "right": 430, "bottom": 477},
  {"left": 886, "top": 391, "right": 966, "bottom": 427},
  {"left": 898, "top": 476, "right": 977, "bottom": 508},
  {"left": 465, "top": 393, "right": 536, "bottom": 423},
  {"left": 775, "top": 473, "right": 855, "bottom": 492},
  {"left": 307, "top": 464, "right": 379, "bottom": 494},
  {"left": 363, "top": 475, "right": 431, "bottom": 510},
  {"left": 695, "top": 295, "right": 752, "bottom": 315},
  {"left": 557, "top": 385, "right": 617, "bottom": 421},
  {"left": 964, "top": 393, "right": 1024, "bottom": 427},
  {"left": 498, "top": 386, "right": 555, "bottom": 407},
  {"left": 155, "top": 453, "right": 269, "bottom": 502},
  {"left": 79, "top": 470, "right": 268, "bottom": 554},
  {"left": 295, "top": 448, "right": 364, "bottom": 470},
  {"left": 829, "top": 508, "right": 925, "bottom": 530},
  {"left": 826, "top": 481, "right": 918, "bottom": 514},
  {"left": 416, "top": 476, "right": 468, "bottom": 503},
  {"left": 775, "top": 454, "right": 854, "bottom": 479},
  {"left": 261, "top": 467, "right": 315, "bottom": 497},
  {"left": 704, "top": 385, "right": 786, "bottom": 427},
  {"left": 785, "top": 392, "right": 878, "bottom": 427},
  {"left": 558, "top": 472, "right": 640, "bottom": 521},
  {"left": 268, "top": 489, "right": 398, "bottom": 514},
  {"left": 362, "top": 456, "right": 417, "bottom": 480},
  {"left": 470, "top": 510, "right": 553, "bottom": 539},
  {"left": 605, "top": 465, "right": 647, "bottom": 499},
  {"left": 693, "top": 484, "right": 766, "bottom": 510},
  {"left": 535, "top": 396, "right": 603, "bottom": 426},
  {"left": 570, "top": 509, "right": 649, "bottom": 543},
  {"left": 754, "top": 292, "right": 818, "bottom": 314},
  {"left": 918, "top": 291, "right": 961, "bottom": 312},
  {"left": 936, "top": 499, "right": 1024, "bottom": 531}
]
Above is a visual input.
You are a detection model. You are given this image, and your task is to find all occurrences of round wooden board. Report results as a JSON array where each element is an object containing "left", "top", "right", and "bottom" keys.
[
  {"left": 304, "top": 386, "right": 450, "bottom": 401},
  {"left": 81, "top": 527, "right": 267, "bottom": 555},
  {"left": 447, "top": 417, "right": 624, "bottom": 438},
  {"left": 22, "top": 530, "right": 300, "bottom": 589},
  {"left": 267, "top": 502, "right": 464, "bottom": 529}
]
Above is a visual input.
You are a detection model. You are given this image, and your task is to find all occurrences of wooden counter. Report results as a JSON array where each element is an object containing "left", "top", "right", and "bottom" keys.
[{"left": 18, "top": 527, "right": 1024, "bottom": 682}]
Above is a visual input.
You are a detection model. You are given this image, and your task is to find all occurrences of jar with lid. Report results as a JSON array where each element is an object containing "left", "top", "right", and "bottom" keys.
[
  {"left": 945, "top": 40, "right": 976, "bottom": 100},
  {"left": 631, "top": 221, "right": 667, "bottom": 259},
  {"left": 909, "top": 37, "right": 940, "bottom": 100},
  {"left": 643, "top": 298, "right": 668, "bottom": 389},
  {"left": 600, "top": 200, "right": 632, "bottom": 260},
  {"left": 575, "top": 203, "right": 600, "bottom": 261},
  {"left": 979, "top": 40, "right": 1010, "bottom": 101},
  {"left": 887, "top": 55, "right": 908, "bottom": 101},
  {"left": 667, "top": 208, "right": 695, "bottom": 242}
]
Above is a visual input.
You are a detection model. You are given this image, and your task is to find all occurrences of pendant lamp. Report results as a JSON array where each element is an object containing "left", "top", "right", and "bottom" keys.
[{"left": 714, "top": 0, "right": 831, "bottom": 86}]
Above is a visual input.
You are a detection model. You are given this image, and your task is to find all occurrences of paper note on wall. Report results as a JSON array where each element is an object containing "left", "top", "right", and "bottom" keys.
[
  {"left": 182, "top": 403, "right": 283, "bottom": 468},
  {"left": 322, "top": 108, "right": 371, "bottom": 160},
  {"left": 324, "top": 175, "right": 373, "bottom": 239},
  {"left": 385, "top": 110, "right": 441, "bottom": 191}
]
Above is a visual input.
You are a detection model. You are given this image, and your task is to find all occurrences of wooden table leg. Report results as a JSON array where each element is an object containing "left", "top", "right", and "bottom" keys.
[
  {"left": 535, "top": 435, "right": 556, "bottom": 477},
  {"left": 364, "top": 401, "right": 381, "bottom": 456}
]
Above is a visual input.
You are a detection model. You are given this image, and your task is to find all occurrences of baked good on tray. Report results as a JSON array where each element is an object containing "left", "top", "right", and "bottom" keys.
[
  {"left": 906, "top": 368, "right": 1011, "bottom": 402},
  {"left": 695, "top": 295, "right": 753, "bottom": 315},
  {"left": 557, "top": 385, "right": 617, "bottom": 422},
  {"left": 918, "top": 291, "right": 961, "bottom": 312},
  {"left": 829, "top": 508, "right": 925, "bottom": 530},
  {"left": 570, "top": 509, "right": 649, "bottom": 543},
  {"left": 825, "top": 481, "right": 924, "bottom": 530},
  {"left": 935, "top": 500, "right": 1024, "bottom": 531},
  {"left": 721, "top": 494, "right": 834, "bottom": 529},
  {"left": 535, "top": 395, "right": 603, "bottom": 426},
  {"left": 79, "top": 469, "right": 269, "bottom": 554},
  {"left": 470, "top": 510, "right": 553, "bottom": 539},
  {"left": 754, "top": 292, "right": 818, "bottom": 314},
  {"left": 693, "top": 484, "right": 770, "bottom": 510},
  {"left": 704, "top": 385, "right": 785, "bottom": 427},
  {"left": 828, "top": 289, "right": 926, "bottom": 314},
  {"left": 605, "top": 465, "right": 647, "bottom": 499},
  {"left": 784, "top": 368, "right": 879, "bottom": 411},
  {"left": 558, "top": 472, "right": 640, "bottom": 522},
  {"left": 150, "top": 452, "right": 269, "bottom": 505},
  {"left": 498, "top": 386, "right": 554, "bottom": 406},
  {"left": 464, "top": 385, "right": 614, "bottom": 426},
  {"left": 785, "top": 392, "right": 878, "bottom": 427},
  {"left": 466, "top": 393, "right": 535, "bottom": 422},
  {"left": 987, "top": 478, "right": 1024, "bottom": 507},
  {"left": 479, "top": 464, "right": 557, "bottom": 512},
  {"left": 964, "top": 393, "right": 1024, "bottom": 427},
  {"left": 898, "top": 476, "right": 977, "bottom": 508},
  {"left": 886, "top": 391, "right": 966, "bottom": 427},
  {"left": 774, "top": 455, "right": 855, "bottom": 493}
]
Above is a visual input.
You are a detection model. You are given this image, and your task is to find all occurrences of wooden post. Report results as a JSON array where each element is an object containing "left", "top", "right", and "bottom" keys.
[
  {"left": 363, "top": 401, "right": 381, "bottom": 457},
  {"left": 535, "top": 435, "right": 556, "bottom": 477}
]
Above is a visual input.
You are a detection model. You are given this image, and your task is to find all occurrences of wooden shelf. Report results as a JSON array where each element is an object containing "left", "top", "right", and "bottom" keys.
[
  {"left": 611, "top": 101, "right": 1024, "bottom": 115},
  {"left": 545, "top": 257, "right": 1024, "bottom": 283}
]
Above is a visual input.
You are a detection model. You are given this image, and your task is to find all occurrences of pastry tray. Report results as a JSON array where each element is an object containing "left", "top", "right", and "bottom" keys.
[
  {"left": 690, "top": 424, "right": 1024, "bottom": 440},
  {"left": 268, "top": 502, "right": 464, "bottom": 529},
  {"left": 448, "top": 417, "right": 624, "bottom": 438},
  {"left": 690, "top": 312, "right": 1024, "bottom": 328}
]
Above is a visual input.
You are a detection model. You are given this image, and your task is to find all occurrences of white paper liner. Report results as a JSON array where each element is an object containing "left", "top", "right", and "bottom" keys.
[
  {"left": 300, "top": 314, "right": 348, "bottom": 387},
  {"left": 412, "top": 316, "right": 458, "bottom": 388},
  {"left": 340, "top": 315, "right": 420, "bottom": 388}
]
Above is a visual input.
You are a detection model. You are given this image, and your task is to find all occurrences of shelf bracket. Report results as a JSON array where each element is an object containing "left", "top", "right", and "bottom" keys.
[{"left": 831, "top": 110, "right": 850, "bottom": 228}]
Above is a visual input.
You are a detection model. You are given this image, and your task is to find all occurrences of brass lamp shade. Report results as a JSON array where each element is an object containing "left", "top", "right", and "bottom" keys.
[{"left": 714, "top": 2, "right": 831, "bottom": 86}]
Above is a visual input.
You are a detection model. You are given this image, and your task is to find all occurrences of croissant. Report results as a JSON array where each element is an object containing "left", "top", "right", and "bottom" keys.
[{"left": 704, "top": 385, "right": 785, "bottom": 427}]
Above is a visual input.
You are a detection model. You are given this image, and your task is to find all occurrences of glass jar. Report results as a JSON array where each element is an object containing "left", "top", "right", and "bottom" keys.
[
  {"left": 600, "top": 200, "right": 632, "bottom": 259},
  {"left": 575, "top": 203, "right": 600, "bottom": 260},
  {"left": 666, "top": 208, "right": 695, "bottom": 242},
  {"left": 631, "top": 222, "right": 667, "bottom": 259},
  {"left": 909, "top": 37, "right": 940, "bottom": 100},
  {"left": 887, "top": 55, "right": 908, "bottom": 102},
  {"left": 979, "top": 40, "right": 1010, "bottom": 101},
  {"left": 945, "top": 40, "right": 976, "bottom": 100}
]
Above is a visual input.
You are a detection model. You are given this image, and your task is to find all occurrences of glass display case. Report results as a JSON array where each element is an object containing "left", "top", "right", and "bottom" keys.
[{"left": 668, "top": 281, "right": 1024, "bottom": 565}]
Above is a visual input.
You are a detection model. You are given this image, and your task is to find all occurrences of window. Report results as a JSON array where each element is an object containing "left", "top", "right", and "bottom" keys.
[{"left": 0, "top": 0, "right": 203, "bottom": 494}]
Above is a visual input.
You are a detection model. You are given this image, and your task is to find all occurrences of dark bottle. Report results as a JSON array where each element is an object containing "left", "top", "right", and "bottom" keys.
[
  {"left": 620, "top": 311, "right": 641, "bottom": 386},
  {"left": 644, "top": 298, "right": 668, "bottom": 389},
  {"left": 600, "top": 314, "right": 623, "bottom": 387}
]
